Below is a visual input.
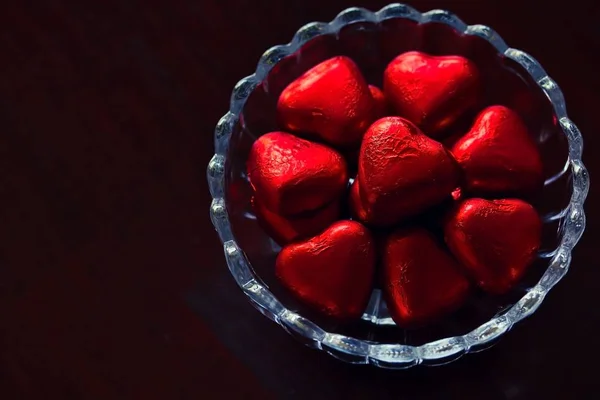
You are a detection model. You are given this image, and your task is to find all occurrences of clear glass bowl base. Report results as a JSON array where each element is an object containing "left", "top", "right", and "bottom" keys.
[{"left": 208, "top": 4, "right": 589, "bottom": 368}]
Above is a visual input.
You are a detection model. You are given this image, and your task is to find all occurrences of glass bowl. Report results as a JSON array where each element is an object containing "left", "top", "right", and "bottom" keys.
[{"left": 207, "top": 4, "right": 589, "bottom": 368}]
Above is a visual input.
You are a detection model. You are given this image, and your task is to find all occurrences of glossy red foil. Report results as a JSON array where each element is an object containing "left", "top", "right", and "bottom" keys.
[
  {"left": 369, "top": 84, "right": 389, "bottom": 120},
  {"left": 358, "top": 117, "right": 460, "bottom": 227},
  {"left": 277, "top": 56, "right": 375, "bottom": 148},
  {"left": 384, "top": 51, "right": 480, "bottom": 137},
  {"left": 444, "top": 198, "right": 542, "bottom": 294},
  {"left": 252, "top": 197, "right": 340, "bottom": 246},
  {"left": 247, "top": 131, "right": 348, "bottom": 216},
  {"left": 451, "top": 105, "right": 544, "bottom": 197},
  {"left": 383, "top": 228, "right": 470, "bottom": 328},
  {"left": 276, "top": 220, "right": 376, "bottom": 321}
]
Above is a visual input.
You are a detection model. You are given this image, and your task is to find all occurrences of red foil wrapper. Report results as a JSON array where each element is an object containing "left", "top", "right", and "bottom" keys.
[
  {"left": 384, "top": 51, "right": 480, "bottom": 137},
  {"left": 252, "top": 197, "right": 340, "bottom": 246},
  {"left": 444, "top": 198, "right": 542, "bottom": 294},
  {"left": 276, "top": 220, "right": 376, "bottom": 321},
  {"left": 383, "top": 228, "right": 470, "bottom": 328},
  {"left": 277, "top": 56, "right": 375, "bottom": 148},
  {"left": 451, "top": 105, "right": 544, "bottom": 197},
  {"left": 358, "top": 117, "right": 460, "bottom": 227},
  {"left": 247, "top": 131, "right": 348, "bottom": 216}
]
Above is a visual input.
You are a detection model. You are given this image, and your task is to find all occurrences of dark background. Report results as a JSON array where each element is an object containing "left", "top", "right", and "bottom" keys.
[{"left": 0, "top": 0, "right": 598, "bottom": 398}]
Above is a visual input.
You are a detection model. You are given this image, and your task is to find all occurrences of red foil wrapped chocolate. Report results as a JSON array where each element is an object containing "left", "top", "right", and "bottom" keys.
[
  {"left": 276, "top": 220, "right": 376, "bottom": 321},
  {"left": 383, "top": 228, "right": 470, "bottom": 327},
  {"left": 384, "top": 51, "right": 480, "bottom": 137},
  {"left": 357, "top": 117, "right": 460, "bottom": 226},
  {"left": 444, "top": 198, "right": 542, "bottom": 294},
  {"left": 247, "top": 131, "right": 348, "bottom": 216},
  {"left": 277, "top": 56, "right": 375, "bottom": 148},
  {"left": 451, "top": 105, "right": 544, "bottom": 197}
]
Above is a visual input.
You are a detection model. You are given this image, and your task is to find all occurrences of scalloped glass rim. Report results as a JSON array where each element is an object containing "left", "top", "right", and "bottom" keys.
[{"left": 208, "top": 3, "right": 590, "bottom": 368}]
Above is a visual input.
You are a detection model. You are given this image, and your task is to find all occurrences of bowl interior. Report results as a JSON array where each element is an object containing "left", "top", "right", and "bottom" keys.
[{"left": 223, "top": 19, "right": 571, "bottom": 346}]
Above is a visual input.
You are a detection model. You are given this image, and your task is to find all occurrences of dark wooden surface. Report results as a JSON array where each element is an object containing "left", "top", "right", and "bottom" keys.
[{"left": 0, "top": 0, "right": 598, "bottom": 398}]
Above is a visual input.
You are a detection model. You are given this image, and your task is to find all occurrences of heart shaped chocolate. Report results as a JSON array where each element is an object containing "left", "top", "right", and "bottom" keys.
[
  {"left": 276, "top": 220, "right": 376, "bottom": 320},
  {"left": 383, "top": 228, "right": 470, "bottom": 327},
  {"left": 247, "top": 131, "right": 348, "bottom": 216},
  {"left": 451, "top": 105, "right": 543, "bottom": 197},
  {"left": 277, "top": 56, "right": 375, "bottom": 148},
  {"left": 358, "top": 117, "right": 460, "bottom": 227},
  {"left": 444, "top": 198, "right": 542, "bottom": 294},
  {"left": 252, "top": 197, "right": 340, "bottom": 246},
  {"left": 384, "top": 51, "right": 480, "bottom": 137}
]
